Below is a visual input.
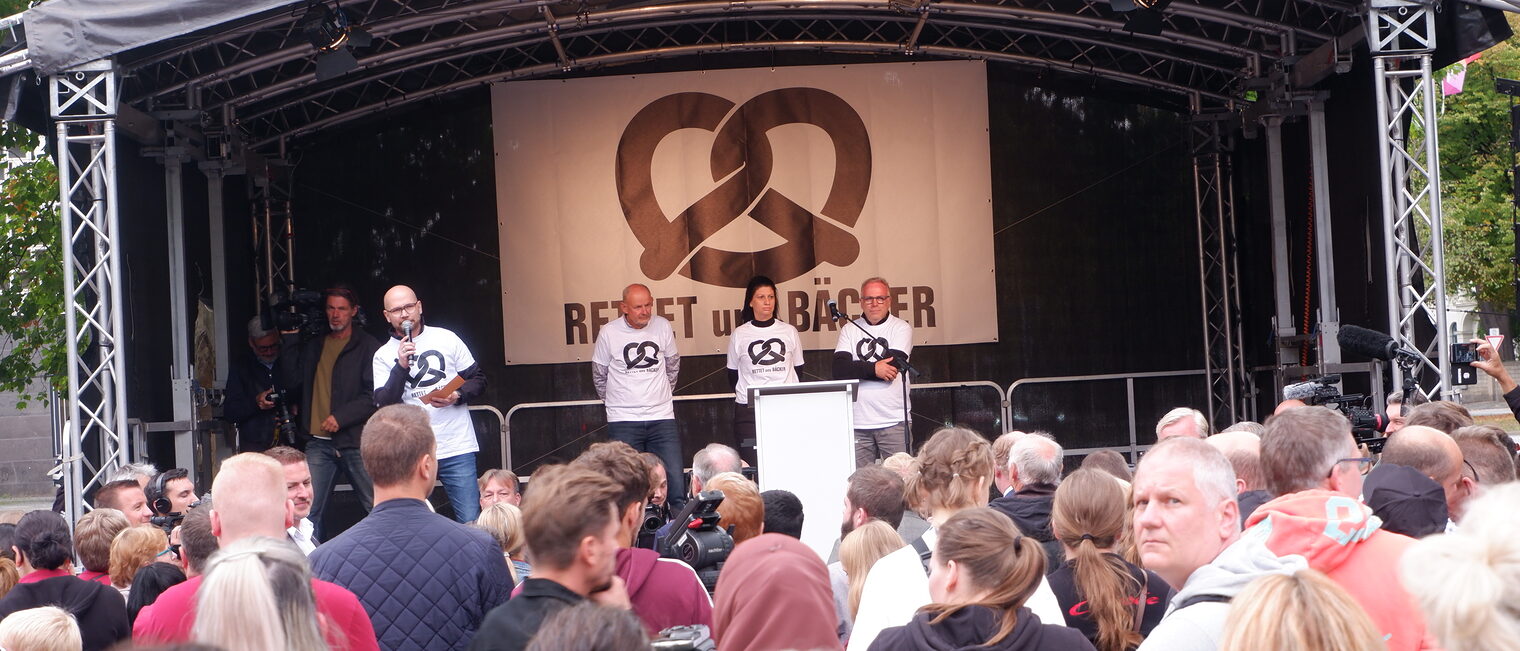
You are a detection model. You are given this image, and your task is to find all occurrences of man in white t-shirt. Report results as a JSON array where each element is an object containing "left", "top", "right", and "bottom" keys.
[
  {"left": 833, "top": 276, "right": 914, "bottom": 468},
  {"left": 593, "top": 283, "right": 684, "bottom": 509},
  {"left": 372, "top": 285, "right": 488, "bottom": 522}
]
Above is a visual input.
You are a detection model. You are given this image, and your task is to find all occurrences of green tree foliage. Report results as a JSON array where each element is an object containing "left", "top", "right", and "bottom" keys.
[
  {"left": 0, "top": 122, "right": 61, "bottom": 408},
  {"left": 1439, "top": 16, "right": 1520, "bottom": 313},
  {"left": 0, "top": 0, "right": 63, "bottom": 408}
]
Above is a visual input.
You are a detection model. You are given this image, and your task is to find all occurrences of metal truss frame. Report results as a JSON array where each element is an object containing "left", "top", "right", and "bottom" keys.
[
  {"left": 50, "top": 59, "right": 128, "bottom": 524},
  {"left": 107, "top": 0, "right": 1361, "bottom": 153},
  {"left": 1191, "top": 116, "right": 1249, "bottom": 427},
  {"left": 252, "top": 161, "right": 296, "bottom": 308},
  {"left": 1368, "top": 0, "right": 1449, "bottom": 399}
]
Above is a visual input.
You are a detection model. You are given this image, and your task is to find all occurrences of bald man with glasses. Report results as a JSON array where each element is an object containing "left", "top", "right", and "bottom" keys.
[{"left": 833, "top": 276, "right": 914, "bottom": 467}]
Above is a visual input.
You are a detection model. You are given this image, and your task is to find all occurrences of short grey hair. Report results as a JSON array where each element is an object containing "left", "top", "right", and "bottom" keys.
[
  {"left": 109, "top": 462, "right": 158, "bottom": 484},
  {"left": 1386, "top": 391, "right": 1430, "bottom": 407},
  {"left": 860, "top": 276, "right": 890, "bottom": 292},
  {"left": 1261, "top": 407, "right": 1352, "bottom": 496},
  {"left": 1222, "top": 421, "right": 1265, "bottom": 436},
  {"left": 1155, "top": 407, "right": 1209, "bottom": 438},
  {"left": 1010, "top": 436, "right": 1064, "bottom": 485},
  {"left": 1139, "top": 437, "right": 1238, "bottom": 504},
  {"left": 692, "top": 443, "right": 741, "bottom": 485},
  {"left": 246, "top": 316, "right": 275, "bottom": 340}
]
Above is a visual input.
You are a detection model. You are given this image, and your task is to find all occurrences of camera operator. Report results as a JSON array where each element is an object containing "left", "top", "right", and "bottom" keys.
[
  {"left": 571, "top": 442, "right": 712, "bottom": 636},
  {"left": 146, "top": 469, "right": 198, "bottom": 520},
  {"left": 276, "top": 285, "right": 382, "bottom": 541},
  {"left": 223, "top": 317, "right": 282, "bottom": 452},
  {"left": 636, "top": 451, "right": 670, "bottom": 549}
]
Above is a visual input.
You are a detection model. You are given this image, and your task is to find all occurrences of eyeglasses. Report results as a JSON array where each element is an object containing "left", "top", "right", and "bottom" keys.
[
  {"left": 384, "top": 302, "right": 418, "bottom": 316},
  {"left": 1463, "top": 458, "right": 1481, "bottom": 485},
  {"left": 157, "top": 544, "right": 181, "bottom": 559},
  {"left": 861, "top": 296, "right": 889, "bottom": 304},
  {"left": 1334, "top": 457, "right": 1375, "bottom": 476}
]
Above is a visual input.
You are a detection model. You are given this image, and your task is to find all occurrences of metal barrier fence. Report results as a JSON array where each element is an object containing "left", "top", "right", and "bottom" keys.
[
  {"left": 492, "top": 371, "right": 1231, "bottom": 471},
  {"left": 501, "top": 380, "right": 1008, "bottom": 472},
  {"left": 1006, "top": 369, "right": 1207, "bottom": 463}
]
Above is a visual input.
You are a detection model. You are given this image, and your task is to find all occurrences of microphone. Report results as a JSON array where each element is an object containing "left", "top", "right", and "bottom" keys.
[
  {"left": 1283, "top": 376, "right": 1342, "bottom": 402},
  {"left": 1337, "top": 325, "right": 1413, "bottom": 361},
  {"left": 827, "top": 300, "right": 847, "bottom": 322},
  {"left": 401, "top": 320, "right": 414, "bottom": 341}
]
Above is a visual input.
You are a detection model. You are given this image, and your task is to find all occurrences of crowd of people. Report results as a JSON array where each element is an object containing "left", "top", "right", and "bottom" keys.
[
  {"left": 4, "top": 278, "right": 1520, "bottom": 650},
  {"left": 0, "top": 390, "right": 1516, "bottom": 650}
]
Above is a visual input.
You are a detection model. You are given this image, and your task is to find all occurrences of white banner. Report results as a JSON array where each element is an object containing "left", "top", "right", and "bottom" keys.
[{"left": 492, "top": 60, "right": 996, "bottom": 364}]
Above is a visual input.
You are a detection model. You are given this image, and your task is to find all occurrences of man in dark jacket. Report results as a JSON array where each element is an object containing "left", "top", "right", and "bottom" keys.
[
  {"left": 224, "top": 316, "right": 282, "bottom": 451},
  {"left": 989, "top": 435, "right": 1065, "bottom": 565},
  {"left": 571, "top": 442, "right": 712, "bottom": 635},
  {"left": 277, "top": 285, "right": 381, "bottom": 540},
  {"left": 471, "top": 464, "right": 631, "bottom": 651},
  {"left": 313, "top": 405, "right": 511, "bottom": 650},
  {"left": 0, "top": 510, "right": 128, "bottom": 651}
]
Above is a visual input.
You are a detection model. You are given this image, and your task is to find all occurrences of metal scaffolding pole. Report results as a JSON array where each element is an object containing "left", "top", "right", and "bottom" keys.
[
  {"left": 50, "top": 59, "right": 127, "bottom": 524},
  {"left": 252, "top": 161, "right": 294, "bottom": 310},
  {"left": 1368, "top": 0, "right": 1450, "bottom": 399},
  {"left": 1191, "top": 116, "right": 1248, "bottom": 428}
]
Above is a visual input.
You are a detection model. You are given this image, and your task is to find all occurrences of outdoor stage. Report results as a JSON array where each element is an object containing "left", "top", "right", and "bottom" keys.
[{"left": 1, "top": 0, "right": 1514, "bottom": 521}]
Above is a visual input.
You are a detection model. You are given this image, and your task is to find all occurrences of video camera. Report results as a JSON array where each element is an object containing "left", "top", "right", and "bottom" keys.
[
  {"left": 659, "top": 490, "right": 734, "bottom": 593},
  {"left": 651, "top": 624, "right": 716, "bottom": 650},
  {"left": 264, "top": 289, "right": 330, "bottom": 339},
  {"left": 268, "top": 388, "right": 300, "bottom": 446},
  {"left": 1282, "top": 374, "right": 1390, "bottom": 452}
]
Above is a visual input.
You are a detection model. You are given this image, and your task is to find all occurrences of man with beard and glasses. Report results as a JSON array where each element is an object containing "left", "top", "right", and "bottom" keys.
[{"left": 374, "top": 285, "right": 489, "bottom": 523}]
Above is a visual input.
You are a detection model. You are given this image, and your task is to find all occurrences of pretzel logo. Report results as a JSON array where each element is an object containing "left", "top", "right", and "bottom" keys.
[
  {"left": 616, "top": 87, "right": 871, "bottom": 288},
  {"left": 623, "top": 341, "right": 661, "bottom": 370},
  {"left": 747, "top": 338, "right": 787, "bottom": 366},
  {"left": 856, "top": 337, "right": 889, "bottom": 362}
]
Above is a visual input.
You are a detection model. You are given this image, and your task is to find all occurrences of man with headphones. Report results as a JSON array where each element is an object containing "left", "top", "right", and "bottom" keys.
[{"left": 146, "top": 468, "right": 198, "bottom": 517}]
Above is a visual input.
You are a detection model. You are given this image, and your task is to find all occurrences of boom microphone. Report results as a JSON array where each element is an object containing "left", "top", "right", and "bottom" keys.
[
  {"left": 827, "top": 300, "right": 847, "bottom": 322},
  {"left": 1337, "top": 324, "right": 1411, "bottom": 361}
]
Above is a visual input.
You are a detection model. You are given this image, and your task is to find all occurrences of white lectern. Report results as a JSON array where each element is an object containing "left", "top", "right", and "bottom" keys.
[{"left": 751, "top": 380, "right": 859, "bottom": 561}]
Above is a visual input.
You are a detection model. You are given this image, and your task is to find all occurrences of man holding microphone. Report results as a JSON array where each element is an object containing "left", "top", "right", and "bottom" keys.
[{"left": 373, "top": 285, "right": 489, "bottom": 522}]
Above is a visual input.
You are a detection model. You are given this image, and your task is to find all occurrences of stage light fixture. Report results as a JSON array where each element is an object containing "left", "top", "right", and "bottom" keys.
[
  {"left": 1121, "top": 0, "right": 1172, "bottom": 36},
  {"left": 299, "top": 2, "right": 373, "bottom": 81}
]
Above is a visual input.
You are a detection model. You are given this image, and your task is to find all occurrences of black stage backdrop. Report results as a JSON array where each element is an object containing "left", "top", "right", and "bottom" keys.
[{"left": 110, "top": 58, "right": 1393, "bottom": 485}]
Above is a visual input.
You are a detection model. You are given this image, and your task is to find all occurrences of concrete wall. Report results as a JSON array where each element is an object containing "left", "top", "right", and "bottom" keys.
[{"left": 0, "top": 380, "right": 57, "bottom": 498}]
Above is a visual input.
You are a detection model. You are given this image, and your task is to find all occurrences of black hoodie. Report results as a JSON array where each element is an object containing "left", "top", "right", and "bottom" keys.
[
  {"left": 0, "top": 572, "right": 129, "bottom": 651},
  {"left": 868, "top": 605, "right": 1096, "bottom": 651}
]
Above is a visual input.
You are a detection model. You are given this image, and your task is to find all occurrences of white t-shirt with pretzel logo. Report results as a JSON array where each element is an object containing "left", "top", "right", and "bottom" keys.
[
  {"left": 727, "top": 320, "right": 805, "bottom": 405},
  {"left": 834, "top": 314, "right": 913, "bottom": 429},
  {"left": 372, "top": 325, "right": 480, "bottom": 460},
  {"left": 592, "top": 315, "right": 678, "bottom": 422}
]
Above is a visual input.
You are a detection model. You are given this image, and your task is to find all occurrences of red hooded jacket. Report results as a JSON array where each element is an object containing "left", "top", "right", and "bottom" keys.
[
  {"left": 616, "top": 546, "right": 713, "bottom": 636},
  {"left": 1246, "top": 490, "right": 1437, "bottom": 651}
]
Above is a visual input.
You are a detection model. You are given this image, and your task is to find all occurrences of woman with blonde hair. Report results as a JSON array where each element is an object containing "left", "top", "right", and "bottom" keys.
[
  {"left": 1218, "top": 569, "right": 1383, "bottom": 651},
  {"left": 839, "top": 520, "right": 904, "bottom": 622},
  {"left": 0, "top": 605, "right": 82, "bottom": 651},
  {"left": 848, "top": 427, "right": 1065, "bottom": 650},
  {"left": 871, "top": 508, "right": 1095, "bottom": 650},
  {"left": 1399, "top": 482, "right": 1520, "bottom": 651},
  {"left": 1048, "top": 469, "right": 1170, "bottom": 651},
  {"left": 473, "top": 502, "right": 532, "bottom": 583},
  {"left": 192, "top": 536, "right": 329, "bottom": 651},
  {"left": 108, "top": 525, "right": 168, "bottom": 599}
]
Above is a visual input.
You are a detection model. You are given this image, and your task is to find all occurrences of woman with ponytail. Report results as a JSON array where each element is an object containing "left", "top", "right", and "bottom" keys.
[
  {"left": 726, "top": 275, "right": 804, "bottom": 461},
  {"left": 1048, "top": 469, "right": 1171, "bottom": 651},
  {"left": 848, "top": 427, "right": 1066, "bottom": 651},
  {"left": 871, "top": 508, "right": 1096, "bottom": 651}
]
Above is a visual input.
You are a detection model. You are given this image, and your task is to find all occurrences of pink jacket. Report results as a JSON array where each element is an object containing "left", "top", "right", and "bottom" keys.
[{"left": 1247, "top": 490, "right": 1437, "bottom": 651}]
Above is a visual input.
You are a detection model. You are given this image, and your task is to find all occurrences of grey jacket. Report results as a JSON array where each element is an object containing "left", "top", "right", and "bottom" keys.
[{"left": 1136, "top": 526, "right": 1307, "bottom": 651}]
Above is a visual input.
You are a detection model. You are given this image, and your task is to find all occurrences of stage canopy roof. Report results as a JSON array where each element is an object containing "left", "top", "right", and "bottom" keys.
[{"left": 7, "top": 0, "right": 1510, "bottom": 154}]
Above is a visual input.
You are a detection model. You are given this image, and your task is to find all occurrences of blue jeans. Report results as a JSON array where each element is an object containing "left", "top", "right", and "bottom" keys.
[
  {"left": 306, "top": 438, "right": 374, "bottom": 542},
  {"left": 437, "top": 452, "right": 481, "bottom": 523},
  {"left": 608, "top": 419, "right": 686, "bottom": 511}
]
